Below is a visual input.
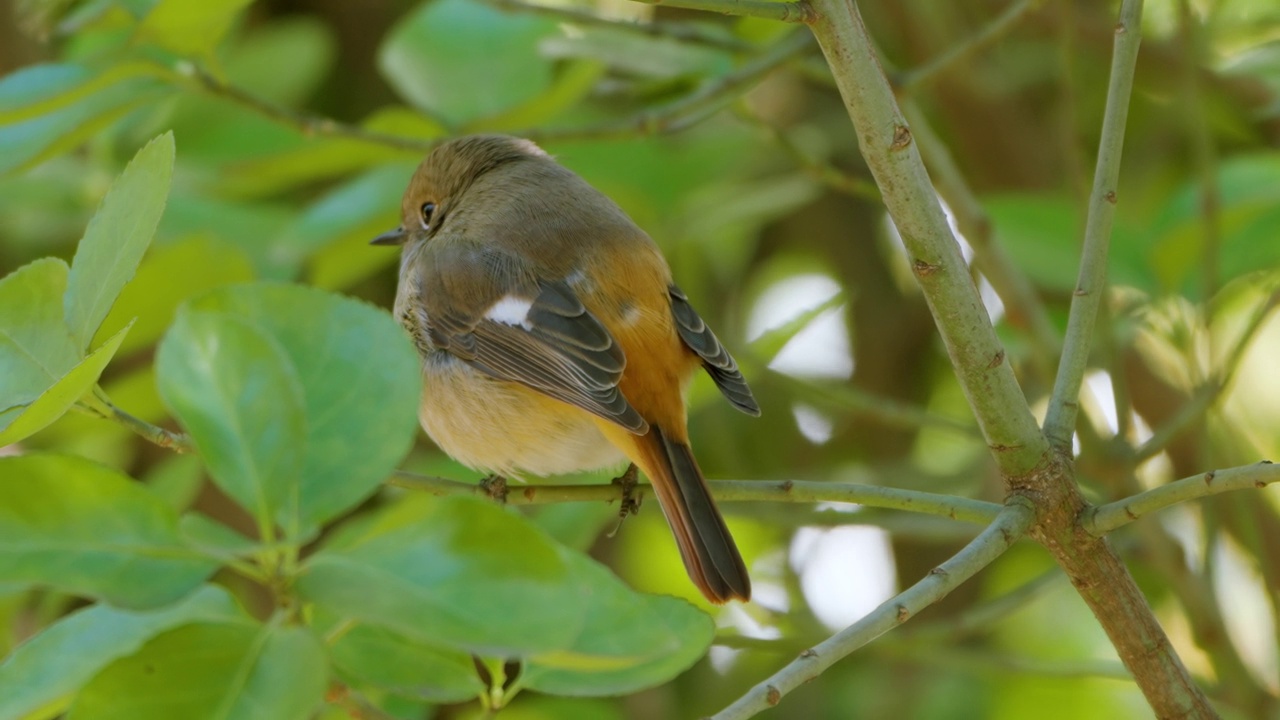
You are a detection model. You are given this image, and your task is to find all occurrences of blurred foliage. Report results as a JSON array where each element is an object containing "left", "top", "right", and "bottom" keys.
[{"left": 0, "top": 0, "right": 1278, "bottom": 718}]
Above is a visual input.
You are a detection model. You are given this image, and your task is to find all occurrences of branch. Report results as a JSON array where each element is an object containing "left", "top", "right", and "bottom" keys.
[
  {"left": 626, "top": 0, "right": 815, "bottom": 23},
  {"left": 389, "top": 472, "right": 1003, "bottom": 524},
  {"left": 1086, "top": 462, "right": 1280, "bottom": 536},
  {"left": 896, "top": 0, "right": 1040, "bottom": 91},
  {"left": 805, "top": 0, "right": 1049, "bottom": 479},
  {"left": 181, "top": 63, "right": 436, "bottom": 154},
  {"left": 1042, "top": 0, "right": 1144, "bottom": 450},
  {"left": 711, "top": 501, "right": 1035, "bottom": 720}
]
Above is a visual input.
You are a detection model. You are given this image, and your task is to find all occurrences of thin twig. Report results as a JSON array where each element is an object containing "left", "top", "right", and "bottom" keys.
[
  {"left": 735, "top": 107, "right": 881, "bottom": 202},
  {"left": 389, "top": 472, "right": 1003, "bottom": 524},
  {"left": 711, "top": 502, "right": 1035, "bottom": 720},
  {"left": 83, "top": 390, "right": 195, "bottom": 453},
  {"left": 627, "top": 0, "right": 815, "bottom": 23},
  {"left": 1041, "top": 0, "right": 1144, "bottom": 450},
  {"left": 780, "top": 373, "right": 980, "bottom": 438},
  {"left": 896, "top": 0, "right": 1040, "bottom": 91},
  {"left": 1085, "top": 461, "right": 1280, "bottom": 536}
]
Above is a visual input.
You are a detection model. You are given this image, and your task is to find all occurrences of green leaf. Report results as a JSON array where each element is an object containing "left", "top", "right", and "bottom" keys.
[
  {"left": 0, "top": 321, "right": 132, "bottom": 446},
  {"left": 0, "top": 65, "right": 166, "bottom": 175},
  {"left": 155, "top": 309, "right": 307, "bottom": 537},
  {"left": 0, "top": 585, "right": 246, "bottom": 720},
  {"left": 298, "top": 495, "right": 588, "bottom": 656},
  {"left": 137, "top": 0, "right": 258, "bottom": 60},
  {"left": 64, "top": 132, "right": 175, "bottom": 352},
  {"left": 94, "top": 235, "right": 256, "bottom": 357},
  {"left": 0, "top": 258, "right": 80, "bottom": 414},
  {"left": 329, "top": 623, "right": 484, "bottom": 703},
  {"left": 187, "top": 283, "right": 421, "bottom": 532},
  {"left": 521, "top": 552, "right": 714, "bottom": 696},
  {"left": 0, "top": 453, "right": 217, "bottom": 608},
  {"left": 378, "top": 0, "right": 558, "bottom": 124},
  {"left": 67, "top": 622, "right": 327, "bottom": 720}
]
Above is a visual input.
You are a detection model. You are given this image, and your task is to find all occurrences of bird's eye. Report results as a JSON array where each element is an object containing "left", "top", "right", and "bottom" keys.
[{"left": 420, "top": 202, "right": 436, "bottom": 229}]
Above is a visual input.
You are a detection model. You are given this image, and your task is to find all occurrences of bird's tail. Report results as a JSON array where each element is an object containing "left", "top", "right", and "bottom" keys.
[{"left": 632, "top": 426, "right": 751, "bottom": 604}]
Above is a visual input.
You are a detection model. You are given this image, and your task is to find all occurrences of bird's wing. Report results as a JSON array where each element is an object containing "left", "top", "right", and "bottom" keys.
[
  {"left": 413, "top": 243, "right": 648, "bottom": 434},
  {"left": 668, "top": 284, "right": 761, "bottom": 416}
]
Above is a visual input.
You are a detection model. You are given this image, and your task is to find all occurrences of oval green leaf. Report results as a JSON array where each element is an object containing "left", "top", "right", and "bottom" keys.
[
  {"left": 0, "top": 585, "right": 246, "bottom": 720},
  {"left": 0, "top": 454, "right": 217, "bottom": 608},
  {"left": 0, "top": 257, "right": 80, "bottom": 425},
  {"left": 186, "top": 282, "right": 420, "bottom": 532},
  {"left": 298, "top": 495, "right": 588, "bottom": 656},
  {"left": 68, "top": 622, "right": 327, "bottom": 720},
  {"left": 155, "top": 308, "right": 307, "bottom": 537}
]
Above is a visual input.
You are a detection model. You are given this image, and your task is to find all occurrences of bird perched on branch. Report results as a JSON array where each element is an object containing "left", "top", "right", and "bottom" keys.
[{"left": 374, "top": 135, "right": 760, "bottom": 603}]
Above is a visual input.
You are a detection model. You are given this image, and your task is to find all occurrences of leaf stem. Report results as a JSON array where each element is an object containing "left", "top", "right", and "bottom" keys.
[{"left": 83, "top": 389, "right": 195, "bottom": 453}]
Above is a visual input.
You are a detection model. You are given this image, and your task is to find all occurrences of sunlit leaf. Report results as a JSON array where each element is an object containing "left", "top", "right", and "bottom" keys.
[
  {"left": 0, "top": 321, "right": 131, "bottom": 446},
  {"left": 64, "top": 131, "right": 175, "bottom": 351},
  {"left": 137, "top": 0, "right": 258, "bottom": 60}
]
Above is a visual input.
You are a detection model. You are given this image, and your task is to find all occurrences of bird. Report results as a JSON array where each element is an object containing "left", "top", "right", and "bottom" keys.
[{"left": 373, "top": 135, "right": 760, "bottom": 603}]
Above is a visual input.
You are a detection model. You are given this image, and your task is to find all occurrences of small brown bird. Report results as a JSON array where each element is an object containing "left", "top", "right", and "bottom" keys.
[{"left": 374, "top": 135, "right": 759, "bottom": 603}]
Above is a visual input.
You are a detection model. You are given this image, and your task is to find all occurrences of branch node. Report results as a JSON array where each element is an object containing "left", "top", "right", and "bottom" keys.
[
  {"left": 896, "top": 604, "right": 910, "bottom": 622},
  {"left": 799, "top": 648, "right": 818, "bottom": 659},
  {"left": 929, "top": 566, "right": 949, "bottom": 577},
  {"left": 912, "top": 259, "right": 940, "bottom": 276},
  {"left": 1104, "top": 190, "right": 1118, "bottom": 204},
  {"left": 765, "top": 686, "right": 782, "bottom": 706},
  {"left": 780, "top": 479, "right": 795, "bottom": 494},
  {"left": 987, "top": 350, "right": 1006, "bottom": 369},
  {"left": 890, "top": 124, "right": 913, "bottom": 151},
  {"left": 480, "top": 475, "right": 509, "bottom": 503},
  {"left": 1203, "top": 471, "right": 1215, "bottom": 486}
]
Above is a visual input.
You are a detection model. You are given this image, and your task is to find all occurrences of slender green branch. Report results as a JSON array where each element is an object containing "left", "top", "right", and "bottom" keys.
[
  {"left": 627, "top": 0, "right": 815, "bottom": 23},
  {"left": 389, "top": 471, "right": 1003, "bottom": 524},
  {"left": 1086, "top": 462, "right": 1280, "bottom": 536},
  {"left": 909, "top": 569, "right": 1062, "bottom": 640},
  {"left": 1042, "top": 0, "right": 1144, "bottom": 450},
  {"left": 479, "top": 0, "right": 757, "bottom": 52},
  {"left": 180, "top": 63, "right": 438, "bottom": 154},
  {"left": 712, "top": 502, "right": 1035, "bottom": 720},
  {"left": 83, "top": 390, "right": 195, "bottom": 453},
  {"left": 805, "top": 0, "right": 1049, "bottom": 477},
  {"left": 896, "top": 0, "right": 1040, "bottom": 91}
]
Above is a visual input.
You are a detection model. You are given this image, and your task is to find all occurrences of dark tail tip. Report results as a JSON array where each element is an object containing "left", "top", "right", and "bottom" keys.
[{"left": 653, "top": 427, "right": 751, "bottom": 603}]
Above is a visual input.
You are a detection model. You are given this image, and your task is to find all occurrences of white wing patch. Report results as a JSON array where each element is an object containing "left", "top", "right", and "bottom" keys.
[{"left": 485, "top": 295, "right": 534, "bottom": 329}]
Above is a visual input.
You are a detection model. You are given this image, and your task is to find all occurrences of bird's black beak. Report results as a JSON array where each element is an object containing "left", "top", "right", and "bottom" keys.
[{"left": 370, "top": 227, "right": 408, "bottom": 246}]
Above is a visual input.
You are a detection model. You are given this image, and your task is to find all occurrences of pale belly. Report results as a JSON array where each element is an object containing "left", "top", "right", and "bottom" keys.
[{"left": 418, "top": 354, "right": 628, "bottom": 478}]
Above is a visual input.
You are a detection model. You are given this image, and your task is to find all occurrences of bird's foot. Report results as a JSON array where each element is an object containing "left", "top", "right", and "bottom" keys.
[
  {"left": 479, "top": 474, "right": 509, "bottom": 503},
  {"left": 607, "top": 464, "right": 641, "bottom": 538}
]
